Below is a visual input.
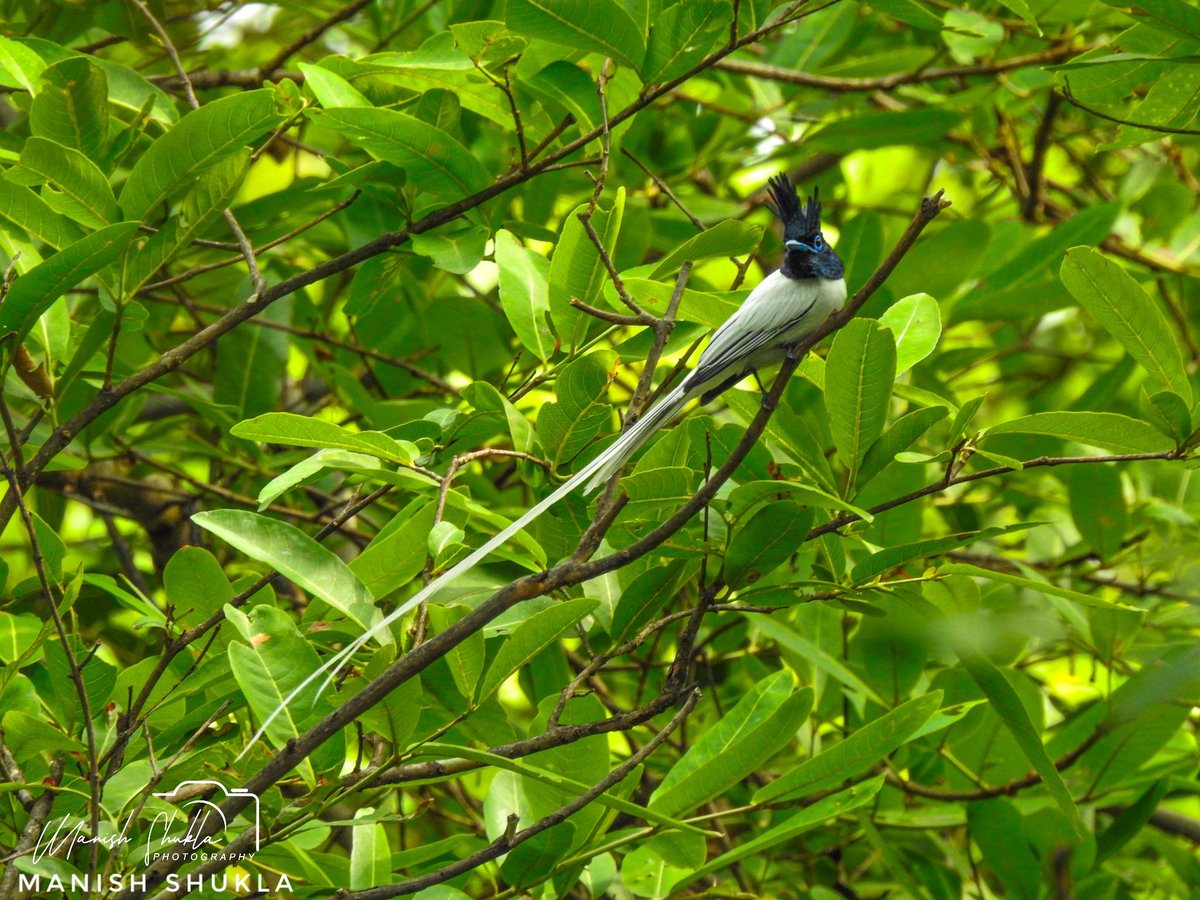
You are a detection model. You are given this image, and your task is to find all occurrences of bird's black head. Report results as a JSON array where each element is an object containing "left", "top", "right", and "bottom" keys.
[{"left": 766, "top": 174, "right": 844, "bottom": 281}]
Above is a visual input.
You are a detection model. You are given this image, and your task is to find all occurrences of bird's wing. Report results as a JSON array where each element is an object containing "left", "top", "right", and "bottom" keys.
[{"left": 686, "top": 274, "right": 820, "bottom": 389}]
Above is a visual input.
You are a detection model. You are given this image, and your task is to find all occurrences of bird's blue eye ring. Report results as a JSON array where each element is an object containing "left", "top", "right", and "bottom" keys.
[{"left": 813, "top": 234, "right": 824, "bottom": 250}]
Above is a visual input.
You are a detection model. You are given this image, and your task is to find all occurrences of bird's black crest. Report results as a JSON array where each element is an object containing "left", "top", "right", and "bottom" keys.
[{"left": 766, "top": 174, "right": 821, "bottom": 238}]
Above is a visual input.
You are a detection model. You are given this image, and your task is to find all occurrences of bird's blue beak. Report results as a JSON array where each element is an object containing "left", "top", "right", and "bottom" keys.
[{"left": 786, "top": 239, "right": 814, "bottom": 253}]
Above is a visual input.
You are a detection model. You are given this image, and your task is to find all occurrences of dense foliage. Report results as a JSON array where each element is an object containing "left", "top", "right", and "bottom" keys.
[{"left": 1, "top": 0, "right": 1199, "bottom": 897}]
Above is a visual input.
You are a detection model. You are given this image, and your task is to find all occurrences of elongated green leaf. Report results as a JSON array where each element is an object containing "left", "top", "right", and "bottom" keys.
[
  {"left": 30, "top": 57, "right": 109, "bottom": 157},
  {"left": 724, "top": 501, "right": 815, "bottom": 588},
  {"left": 825, "top": 319, "right": 897, "bottom": 476},
  {"left": 548, "top": 189, "right": 625, "bottom": 350},
  {"left": 753, "top": 615, "right": 886, "bottom": 707},
  {"left": 495, "top": 229, "right": 554, "bottom": 361},
  {"left": 120, "top": 89, "right": 291, "bottom": 220},
  {"left": 956, "top": 649, "right": 1082, "bottom": 834},
  {"left": 651, "top": 675, "right": 813, "bottom": 816},
  {"left": 1061, "top": 247, "right": 1192, "bottom": 404},
  {"left": 506, "top": 0, "right": 646, "bottom": 68},
  {"left": 313, "top": 107, "right": 487, "bottom": 199},
  {"left": 8, "top": 137, "right": 119, "bottom": 228},
  {"left": 673, "top": 777, "right": 885, "bottom": 892},
  {"left": 852, "top": 524, "right": 1031, "bottom": 583},
  {"left": 0, "top": 222, "right": 139, "bottom": 340},
  {"left": 938, "top": 563, "right": 1142, "bottom": 614},
  {"left": 984, "top": 411, "right": 1174, "bottom": 454},
  {"left": 350, "top": 807, "right": 391, "bottom": 891},
  {"left": 649, "top": 219, "right": 763, "bottom": 279},
  {"left": 194, "top": 510, "right": 389, "bottom": 643},
  {"left": 226, "top": 605, "right": 330, "bottom": 770},
  {"left": 879, "top": 293, "right": 941, "bottom": 375},
  {"left": 729, "top": 481, "right": 874, "bottom": 523},
  {"left": 754, "top": 692, "right": 943, "bottom": 803},
  {"left": 231, "top": 412, "right": 418, "bottom": 465},
  {"left": 0, "top": 179, "right": 81, "bottom": 249},
  {"left": 476, "top": 598, "right": 597, "bottom": 703}
]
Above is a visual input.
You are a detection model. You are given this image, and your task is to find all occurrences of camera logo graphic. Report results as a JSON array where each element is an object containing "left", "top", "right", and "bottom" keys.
[{"left": 152, "top": 780, "right": 260, "bottom": 856}]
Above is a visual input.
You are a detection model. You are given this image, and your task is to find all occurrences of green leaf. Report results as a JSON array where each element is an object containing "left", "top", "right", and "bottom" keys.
[
  {"left": 214, "top": 300, "right": 289, "bottom": 420},
  {"left": 548, "top": 189, "right": 625, "bottom": 351},
  {"left": 0, "top": 36, "right": 46, "bottom": 93},
  {"left": 124, "top": 148, "right": 250, "bottom": 291},
  {"left": 956, "top": 649, "right": 1082, "bottom": 835},
  {"left": 1100, "top": 0, "right": 1200, "bottom": 43},
  {"left": 298, "top": 61, "right": 371, "bottom": 107},
  {"left": 0, "top": 612, "right": 45, "bottom": 665},
  {"left": 313, "top": 107, "right": 488, "bottom": 199},
  {"left": 1068, "top": 465, "right": 1127, "bottom": 560},
  {"left": 938, "top": 563, "right": 1143, "bottom": 614},
  {"left": 0, "top": 221, "right": 139, "bottom": 341},
  {"left": 0, "top": 178, "right": 81, "bottom": 249},
  {"left": 825, "top": 319, "right": 898, "bottom": 477},
  {"left": 753, "top": 614, "right": 887, "bottom": 707},
  {"left": 7, "top": 137, "right": 120, "bottom": 228},
  {"left": 231, "top": 412, "right": 419, "bottom": 465},
  {"left": 807, "top": 109, "right": 963, "bottom": 151},
  {"left": 349, "top": 502, "right": 437, "bottom": 600},
  {"left": 649, "top": 219, "right": 763, "bottom": 279},
  {"left": 505, "top": 0, "right": 646, "bottom": 68},
  {"left": 30, "top": 57, "right": 109, "bottom": 157},
  {"left": 672, "top": 777, "right": 885, "bottom": 893},
  {"left": 350, "top": 807, "right": 392, "bottom": 891},
  {"left": 724, "top": 500, "right": 815, "bottom": 588},
  {"left": 852, "top": 524, "right": 1032, "bottom": 584},
  {"left": 495, "top": 229, "right": 555, "bottom": 361},
  {"left": 163, "top": 546, "right": 234, "bottom": 629},
  {"left": 878, "top": 293, "right": 940, "bottom": 375},
  {"left": 651, "top": 674, "right": 813, "bottom": 816},
  {"left": 983, "top": 411, "right": 1174, "bottom": 455},
  {"left": 857, "top": 405, "right": 949, "bottom": 488},
  {"left": 754, "top": 692, "right": 943, "bottom": 803},
  {"left": 476, "top": 598, "right": 597, "bottom": 703},
  {"left": 1061, "top": 247, "right": 1192, "bottom": 405},
  {"left": 728, "top": 481, "right": 875, "bottom": 524},
  {"left": 615, "top": 278, "right": 739, "bottom": 330},
  {"left": 536, "top": 354, "right": 613, "bottom": 471},
  {"left": 226, "top": 605, "right": 331, "bottom": 767},
  {"left": 427, "top": 604, "right": 485, "bottom": 701},
  {"left": 642, "top": 0, "right": 726, "bottom": 82},
  {"left": 193, "top": 509, "right": 389, "bottom": 643},
  {"left": 119, "top": 88, "right": 291, "bottom": 220},
  {"left": 411, "top": 225, "right": 489, "bottom": 274}
]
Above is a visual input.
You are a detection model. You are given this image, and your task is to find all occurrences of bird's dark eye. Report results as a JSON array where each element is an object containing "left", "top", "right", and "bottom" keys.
[{"left": 814, "top": 234, "right": 824, "bottom": 250}]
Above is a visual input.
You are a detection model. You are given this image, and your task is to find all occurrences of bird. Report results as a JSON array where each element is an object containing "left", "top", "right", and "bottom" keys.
[{"left": 247, "top": 173, "right": 847, "bottom": 750}]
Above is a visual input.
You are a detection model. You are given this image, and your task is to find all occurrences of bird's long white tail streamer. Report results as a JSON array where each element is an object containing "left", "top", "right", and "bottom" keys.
[{"left": 243, "top": 383, "right": 692, "bottom": 754}]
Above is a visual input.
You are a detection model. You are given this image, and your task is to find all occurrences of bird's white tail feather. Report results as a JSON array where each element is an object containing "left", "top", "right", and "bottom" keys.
[
  {"left": 243, "top": 388, "right": 686, "bottom": 753},
  {"left": 581, "top": 384, "right": 690, "bottom": 494}
]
